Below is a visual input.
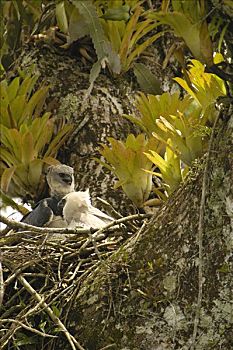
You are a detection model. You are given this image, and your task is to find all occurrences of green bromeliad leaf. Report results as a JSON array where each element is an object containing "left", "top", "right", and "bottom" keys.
[
  {"left": 124, "top": 91, "right": 195, "bottom": 136},
  {"left": 56, "top": 1, "right": 69, "bottom": 34},
  {"left": 72, "top": 0, "right": 121, "bottom": 74},
  {"left": 149, "top": 0, "right": 213, "bottom": 66},
  {"left": 145, "top": 138, "right": 187, "bottom": 195},
  {"left": 133, "top": 63, "right": 163, "bottom": 95},
  {"left": 0, "top": 72, "right": 73, "bottom": 200},
  {"left": 0, "top": 116, "right": 72, "bottom": 197},
  {"left": 97, "top": 134, "right": 162, "bottom": 207},
  {"left": 0, "top": 190, "right": 29, "bottom": 215},
  {"left": 174, "top": 59, "right": 226, "bottom": 112},
  {"left": 0, "top": 74, "right": 50, "bottom": 129}
]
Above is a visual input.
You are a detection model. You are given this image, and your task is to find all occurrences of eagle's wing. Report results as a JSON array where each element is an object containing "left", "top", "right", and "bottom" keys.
[
  {"left": 88, "top": 205, "right": 114, "bottom": 222},
  {"left": 21, "top": 197, "right": 60, "bottom": 227},
  {"left": 21, "top": 199, "right": 53, "bottom": 227}
]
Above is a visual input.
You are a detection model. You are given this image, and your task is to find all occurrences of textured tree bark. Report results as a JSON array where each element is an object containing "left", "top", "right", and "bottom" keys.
[
  {"left": 9, "top": 43, "right": 233, "bottom": 350},
  {"left": 14, "top": 41, "right": 175, "bottom": 213},
  {"left": 64, "top": 112, "right": 233, "bottom": 350},
  {"left": 15, "top": 42, "right": 144, "bottom": 214}
]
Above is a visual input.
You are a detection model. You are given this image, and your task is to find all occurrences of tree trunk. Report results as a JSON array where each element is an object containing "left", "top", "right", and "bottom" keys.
[
  {"left": 66, "top": 112, "right": 233, "bottom": 350},
  {"left": 14, "top": 43, "right": 144, "bottom": 214},
  {"left": 3, "top": 43, "right": 233, "bottom": 350}
]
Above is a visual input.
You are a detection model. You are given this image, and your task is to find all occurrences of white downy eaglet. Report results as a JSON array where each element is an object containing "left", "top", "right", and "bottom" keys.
[{"left": 59, "top": 189, "right": 114, "bottom": 229}]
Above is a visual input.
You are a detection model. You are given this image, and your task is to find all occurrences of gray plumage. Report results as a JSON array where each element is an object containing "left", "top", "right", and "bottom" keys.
[
  {"left": 46, "top": 164, "right": 75, "bottom": 199},
  {"left": 22, "top": 164, "right": 75, "bottom": 228},
  {"left": 59, "top": 189, "right": 114, "bottom": 229}
]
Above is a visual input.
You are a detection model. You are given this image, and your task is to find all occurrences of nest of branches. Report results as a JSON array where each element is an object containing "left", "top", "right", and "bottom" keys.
[{"left": 0, "top": 210, "right": 151, "bottom": 350}]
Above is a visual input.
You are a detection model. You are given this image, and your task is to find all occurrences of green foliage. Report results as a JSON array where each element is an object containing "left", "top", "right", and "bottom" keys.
[
  {"left": 100, "top": 59, "right": 226, "bottom": 203},
  {"left": 123, "top": 90, "right": 204, "bottom": 194},
  {"left": 0, "top": 73, "right": 73, "bottom": 199},
  {"left": 55, "top": 1, "right": 88, "bottom": 43},
  {"left": 0, "top": 0, "right": 50, "bottom": 69},
  {"left": 56, "top": 1, "right": 69, "bottom": 34},
  {"left": 125, "top": 58, "right": 226, "bottom": 158},
  {"left": 54, "top": 0, "right": 121, "bottom": 91},
  {"left": 208, "top": 16, "right": 229, "bottom": 53},
  {"left": 124, "top": 91, "right": 194, "bottom": 136},
  {"left": 174, "top": 58, "right": 226, "bottom": 123},
  {"left": 0, "top": 74, "right": 49, "bottom": 129},
  {"left": 99, "top": 2, "right": 165, "bottom": 72},
  {"left": 13, "top": 331, "right": 37, "bottom": 347},
  {"left": 97, "top": 134, "right": 162, "bottom": 207},
  {"left": 149, "top": 0, "right": 213, "bottom": 66},
  {"left": 72, "top": 0, "right": 121, "bottom": 74},
  {"left": 98, "top": 3, "right": 131, "bottom": 21},
  {"left": 54, "top": 0, "right": 164, "bottom": 74},
  {"left": 145, "top": 139, "right": 187, "bottom": 195},
  {"left": 1, "top": 0, "right": 231, "bottom": 81},
  {"left": 0, "top": 190, "right": 29, "bottom": 215},
  {"left": 0, "top": 1, "right": 230, "bottom": 205},
  {"left": 153, "top": 112, "right": 205, "bottom": 166},
  {"left": 175, "top": 60, "right": 226, "bottom": 105},
  {"left": 133, "top": 62, "right": 163, "bottom": 95}
]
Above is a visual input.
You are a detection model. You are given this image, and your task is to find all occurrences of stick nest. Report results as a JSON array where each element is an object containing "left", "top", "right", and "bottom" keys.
[{"left": 0, "top": 212, "right": 151, "bottom": 349}]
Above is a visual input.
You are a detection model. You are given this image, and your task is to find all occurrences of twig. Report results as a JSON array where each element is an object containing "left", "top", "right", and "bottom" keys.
[
  {"left": 190, "top": 111, "right": 222, "bottom": 349},
  {"left": 0, "top": 299, "right": 46, "bottom": 348},
  {"left": 0, "top": 251, "right": 3, "bottom": 307},
  {"left": 16, "top": 274, "right": 86, "bottom": 350},
  {"left": 96, "top": 197, "right": 125, "bottom": 218},
  {"left": 130, "top": 221, "right": 147, "bottom": 245},
  {"left": 0, "top": 318, "right": 57, "bottom": 338},
  {"left": 0, "top": 207, "right": 153, "bottom": 348},
  {"left": 92, "top": 213, "right": 152, "bottom": 237},
  {"left": 4, "top": 259, "right": 40, "bottom": 287},
  {"left": 97, "top": 197, "right": 138, "bottom": 231},
  {"left": 72, "top": 213, "right": 152, "bottom": 256},
  {"left": 88, "top": 232, "right": 103, "bottom": 261},
  {"left": 64, "top": 260, "right": 84, "bottom": 283},
  {"left": 0, "top": 324, "right": 21, "bottom": 348},
  {"left": 98, "top": 343, "right": 116, "bottom": 350},
  {"left": 0, "top": 215, "right": 88, "bottom": 234},
  {"left": 0, "top": 213, "right": 152, "bottom": 236},
  {"left": 58, "top": 249, "right": 64, "bottom": 282}
]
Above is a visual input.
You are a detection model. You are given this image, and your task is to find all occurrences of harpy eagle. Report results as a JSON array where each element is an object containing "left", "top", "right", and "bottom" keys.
[
  {"left": 58, "top": 189, "right": 114, "bottom": 229},
  {"left": 21, "top": 164, "right": 75, "bottom": 228}
]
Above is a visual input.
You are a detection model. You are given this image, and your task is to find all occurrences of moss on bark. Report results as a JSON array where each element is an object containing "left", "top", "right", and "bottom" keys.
[{"left": 66, "top": 114, "right": 233, "bottom": 350}]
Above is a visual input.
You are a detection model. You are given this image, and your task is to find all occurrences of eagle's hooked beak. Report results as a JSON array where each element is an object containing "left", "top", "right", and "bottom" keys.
[
  {"left": 60, "top": 173, "right": 73, "bottom": 185},
  {"left": 58, "top": 198, "right": 66, "bottom": 211}
]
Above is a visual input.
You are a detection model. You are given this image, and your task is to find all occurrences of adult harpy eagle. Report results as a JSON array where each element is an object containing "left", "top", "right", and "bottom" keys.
[
  {"left": 58, "top": 189, "right": 114, "bottom": 229},
  {"left": 21, "top": 164, "right": 75, "bottom": 228}
]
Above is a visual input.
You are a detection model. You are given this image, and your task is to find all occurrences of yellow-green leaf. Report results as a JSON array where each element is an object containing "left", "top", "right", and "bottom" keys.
[
  {"left": 200, "top": 21, "right": 213, "bottom": 67},
  {"left": 126, "top": 31, "right": 166, "bottom": 71},
  {"left": 1, "top": 166, "right": 16, "bottom": 193},
  {"left": 0, "top": 190, "right": 29, "bottom": 215},
  {"left": 18, "top": 75, "right": 38, "bottom": 97},
  {"left": 10, "top": 95, "right": 27, "bottom": 126},
  {"left": 44, "top": 124, "right": 73, "bottom": 157},
  {"left": 7, "top": 77, "right": 20, "bottom": 102},
  {"left": 56, "top": 1, "right": 68, "bottom": 33},
  {"left": 27, "top": 159, "right": 43, "bottom": 188},
  {"left": 22, "top": 86, "right": 49, "bottom": 120},
  {"left": 21, "top": 132, "right": 35, "bottom": 164}
]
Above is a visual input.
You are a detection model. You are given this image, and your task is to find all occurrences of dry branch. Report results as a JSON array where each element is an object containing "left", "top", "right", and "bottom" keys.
[{"left": 0, "top": 210, "right": 152, "bottom": 349}]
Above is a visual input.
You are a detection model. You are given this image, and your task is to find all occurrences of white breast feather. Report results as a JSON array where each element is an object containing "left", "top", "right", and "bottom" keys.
[{"left": 62, "top": 190, "right": 114, "bottom": 229}]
